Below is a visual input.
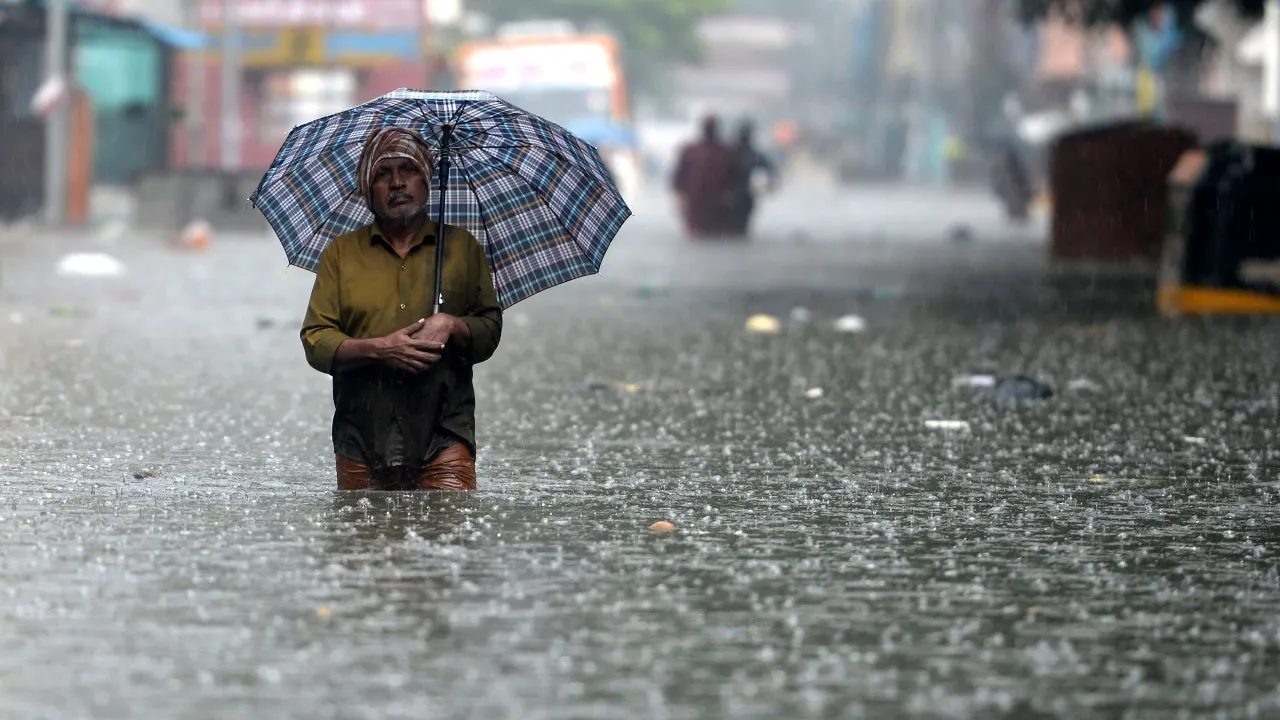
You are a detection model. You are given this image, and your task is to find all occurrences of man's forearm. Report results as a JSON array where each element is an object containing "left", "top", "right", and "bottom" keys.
[
  {"left": 447, "top": 316, "right": 471, "bottom": 348},
  {"left": 332, "top": 337, "right": 385, "bottom": 373},
  {"left": 459, "top": 312, "right": 501, "bottom": 364}
]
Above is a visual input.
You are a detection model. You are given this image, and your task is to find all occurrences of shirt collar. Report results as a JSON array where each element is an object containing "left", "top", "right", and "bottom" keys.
[{"left": 369, "top": 219, "right": 437, "bottom": 249}]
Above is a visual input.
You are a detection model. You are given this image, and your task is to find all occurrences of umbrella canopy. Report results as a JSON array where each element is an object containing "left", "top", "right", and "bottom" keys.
[{"left": 250, "top": 89, "right": 632, "bottom": 308}]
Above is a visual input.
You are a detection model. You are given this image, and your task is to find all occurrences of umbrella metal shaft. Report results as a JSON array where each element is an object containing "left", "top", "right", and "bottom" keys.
[{"left": 432, "top": 124, "right": 454, "bottom": 315}]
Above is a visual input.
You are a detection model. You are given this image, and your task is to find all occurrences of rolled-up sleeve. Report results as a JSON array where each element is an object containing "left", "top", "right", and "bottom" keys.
[
  {"left": 300, "top": 243, "right": 349, "bottom": 375},
  {"left": 461, "top": 238, "right": 502, "bottom": 365}
]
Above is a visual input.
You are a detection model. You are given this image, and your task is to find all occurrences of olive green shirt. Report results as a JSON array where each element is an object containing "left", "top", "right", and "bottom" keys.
[{"left": 301, "top": 220, "right": 502, "bottom": 470}]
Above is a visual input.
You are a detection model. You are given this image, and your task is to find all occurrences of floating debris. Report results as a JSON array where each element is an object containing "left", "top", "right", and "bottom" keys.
[
  {"left": 925, "top": 420, "right": 971, "bottom": 432},
  {"left": 179, "top": 220, "right": 212, "bottom": 251},
  {"left": 56, "top": 253, "right": 126, "bottom": 278},
  {"left": 804, "top": 387, "right": 824, "bottom": 399},
  {"left": 133, "top": 469, "right": 160, "bottom": 480},
  {"left": 1182, "top": 436, "right": 1207, "bottom": 445},
  {"left": 49, "top": 305, "right": 87, "bottom": 318},
  {"left": 993, "top": 375, "right": 1053, "bottom": 400},
  {"left": 947, "top": 223, "right": 975, "bottom": 244},
  {"left": 1087, "top": 475, "right": 1163, "bottom": 486},
  {"left": 871, "top": 285, "right": 903, "bottom": 301},
  {"left": 587, "top": 381, "right": 644, "bottom": 393},
  {"left": 745, "top": 314, "right": 782, "bottom": 334},
  {"left": 636, "top": 282, "right": 668, "bottom": 299},
  {"left": 1067, "top": 378, "right": 1102, "bottom": 392},
  {"left": 648, "top": 520, "right": 676, "bottom": 533},
  {"left": 789, "top": 306, "right": 812, "bottom": 325},
  {"left": 952, "top": 374, "right": 997, "bottom": 389},
  {"left": 316, "top": 607, "right": 331, "bottom": 619},
  {"left": 833, "top": 314, "right": 867, "bottom": 333}
]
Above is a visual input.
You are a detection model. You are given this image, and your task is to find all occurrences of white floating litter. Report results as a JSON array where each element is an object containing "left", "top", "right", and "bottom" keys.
[
  {"left": 925, "top": 419, "right": 971, "bottom": 431},
  {"left": 789, "top": 306, "right": 812, "bottom": 325},
  {"left": 1067, "top": 378, "right": 1102, "bottom": 392},
  {"left": 833, "top": 314, "right": 866, "bottom": 333},
  {"left": 56, "top": 253, "right": 126, "bottom": 278},
  {"left": 952, "top": 374, "right": 997, "bottom": 389},
  {"left": 804, "top": 387, "right": 824, "bottom": 399},
  {"left": 745, "top": 314, "right": 781, "bottom": 334}
]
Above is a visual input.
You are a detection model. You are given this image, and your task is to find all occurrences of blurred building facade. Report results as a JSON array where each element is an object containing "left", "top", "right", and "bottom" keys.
[
  {"left": 0, "top": 0, "right": 192, "bottom": 221},
  {"left": 671, "top": 13, "right": 802, "bottom": 133},
  {"left": 177, "top": 0, "right": 429, "bottom": 170}
]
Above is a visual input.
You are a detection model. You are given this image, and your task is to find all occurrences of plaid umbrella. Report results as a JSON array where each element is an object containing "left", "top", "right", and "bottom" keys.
[{"left": 249, "top": 88, "right": 632, "bottom": 308}]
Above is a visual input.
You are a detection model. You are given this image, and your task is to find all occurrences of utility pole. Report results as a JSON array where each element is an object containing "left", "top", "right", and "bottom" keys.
[
  {"left": 187, "top": 0, "right": 207, "bottom": 167},
  {"left": 219, "top": 0, "right": 242, "bottom": 172},
  {"left": 1273, "top": 0, "right": 1280, "bottom": 142},
  {"left": 43, "top": 0, "right": 69, "bottom": 226}
]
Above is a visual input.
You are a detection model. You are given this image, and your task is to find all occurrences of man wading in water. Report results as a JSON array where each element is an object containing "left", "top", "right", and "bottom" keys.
[{"left": 301, "top": 127, "right": 503, "bottom": 490}]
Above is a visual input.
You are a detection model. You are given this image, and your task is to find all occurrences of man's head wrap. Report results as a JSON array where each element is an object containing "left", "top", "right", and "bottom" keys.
[{"left": 357, "top": 126, "right": 436, "bottom": 209}]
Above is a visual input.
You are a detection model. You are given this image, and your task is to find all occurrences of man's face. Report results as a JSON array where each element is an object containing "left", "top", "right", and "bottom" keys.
[{"left": 370, "top": 157, "right": 431, "bottom": 221}]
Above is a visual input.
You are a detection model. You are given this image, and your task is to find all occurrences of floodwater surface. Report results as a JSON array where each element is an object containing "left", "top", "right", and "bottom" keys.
[{"left": 2, "top": 193, "right": 1278, "bottom": 719}]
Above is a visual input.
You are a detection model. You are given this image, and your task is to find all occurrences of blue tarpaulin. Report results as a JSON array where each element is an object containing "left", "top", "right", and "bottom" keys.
[{"left": 563, "top": 117, "right": 639, "bottom": 149}]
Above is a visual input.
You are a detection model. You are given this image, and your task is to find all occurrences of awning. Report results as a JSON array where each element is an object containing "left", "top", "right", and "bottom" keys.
[
  {"left": 137, "top": 19, "right": 207, "bottom": 50},
  {"left": 26, "top": 0, "right": 209, "bottom": 49}
]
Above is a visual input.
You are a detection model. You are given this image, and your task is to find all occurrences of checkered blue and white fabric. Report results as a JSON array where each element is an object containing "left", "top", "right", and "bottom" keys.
[{"left": 250, "top": 89, "right": 633, "bottom": 308}]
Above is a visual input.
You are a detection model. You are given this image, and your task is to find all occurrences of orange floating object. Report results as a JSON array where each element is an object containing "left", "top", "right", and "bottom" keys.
[
  {"left": 179, "top": 220, "right": 212, "bottom": 251},
  {"left": 648, "top": 521, "right": 675, "bottom": 533}
]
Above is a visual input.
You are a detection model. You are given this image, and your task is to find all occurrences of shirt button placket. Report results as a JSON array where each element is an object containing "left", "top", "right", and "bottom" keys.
[{"left": 399, "top": 261, "right": 407, "bottom": 311}]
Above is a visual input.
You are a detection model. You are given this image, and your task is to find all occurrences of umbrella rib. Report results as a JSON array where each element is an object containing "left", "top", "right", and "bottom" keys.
[
  {"left": 263, "top": 97, "right": 554, "bottom": 187},
  {"left": 265, "top": 99, "right": 590, "bottom": 192},
  {"left": 261, "top": 118, "right": 539, "bottom": 191}
]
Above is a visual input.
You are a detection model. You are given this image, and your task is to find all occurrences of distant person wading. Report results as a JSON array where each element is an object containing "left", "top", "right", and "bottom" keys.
[
  {"left": 727, "top": 120, "right": 778, "bottom": 236},
  {"left": 671, "top": 115, "right": 740, "bottom": 238}
]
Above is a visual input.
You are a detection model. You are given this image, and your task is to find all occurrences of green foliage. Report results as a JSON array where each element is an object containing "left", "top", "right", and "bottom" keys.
[
  {"left": 1012, "top": 0, "right": 1265, "bottom": 28},
  {"left": 468, "top": 0, "right": 733, "bottom": 93}
]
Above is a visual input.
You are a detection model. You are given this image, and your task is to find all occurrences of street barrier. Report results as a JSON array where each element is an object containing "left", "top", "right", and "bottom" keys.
[{"left": 1048, "top": 120, "right": 1196, "bottom": 262}]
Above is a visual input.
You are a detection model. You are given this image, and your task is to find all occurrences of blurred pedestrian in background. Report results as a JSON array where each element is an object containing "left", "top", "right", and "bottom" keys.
[
  {"left": 727, "top": 119, "right": 778, "bottom": 236},
  {"left": 671, "top": 115, "right": 739, "bottom": 238}
]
